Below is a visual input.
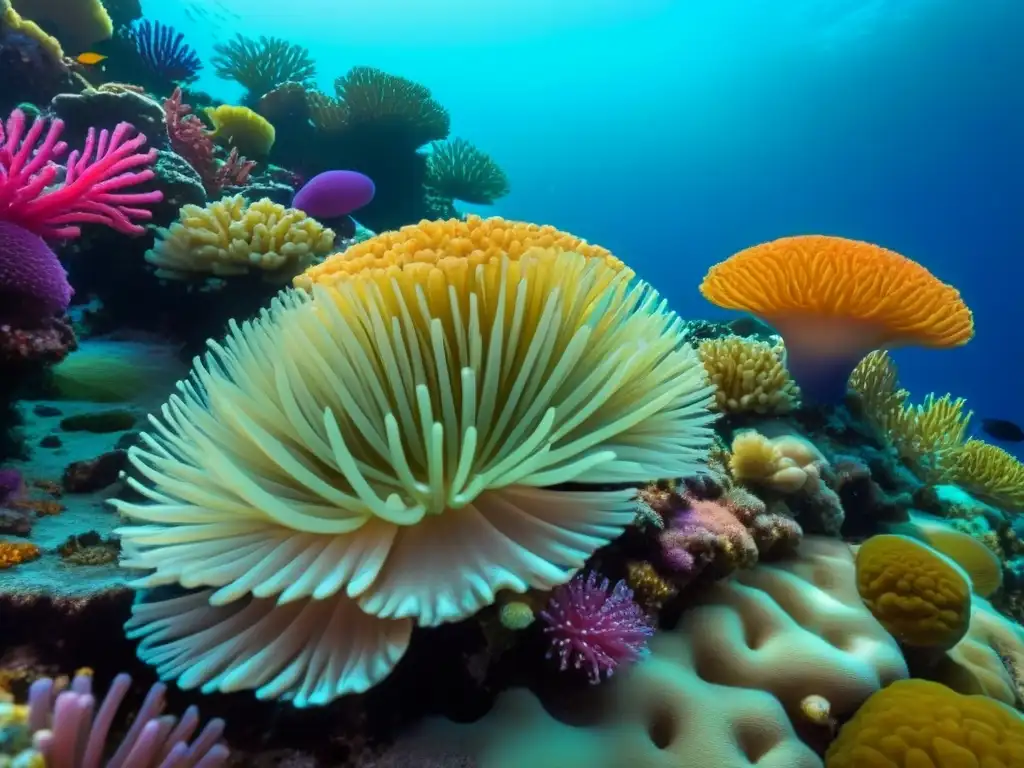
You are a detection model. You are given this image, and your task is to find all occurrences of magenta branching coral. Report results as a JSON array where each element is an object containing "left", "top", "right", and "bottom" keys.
[
  {"left": 0, "top": 108, "right": 162, "bottom": 238},
  {"left": 540, "top": 572, "right": 654, "bottom": 684},
  {"left": 26, "top": 671, "right": 229, "bottom": 767}
]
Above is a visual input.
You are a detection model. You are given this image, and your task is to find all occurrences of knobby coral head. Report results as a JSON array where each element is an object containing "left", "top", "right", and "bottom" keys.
[{"left": 0, "top": 108, "right": 163, "bottom": 239}]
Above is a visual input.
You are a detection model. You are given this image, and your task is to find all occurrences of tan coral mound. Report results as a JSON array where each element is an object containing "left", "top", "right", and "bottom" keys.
[
  {"left": 825, "top": 678, "right": 1024, "bottom": 768},
  {"left": 404, "top": 538, "right": 907, "bottom": 768},
  {"left": 940, "top": 597, "right": 1024, "bottom": 707},
  {"left": 697, "top": 336, "right": 799, "bottom": 414}
]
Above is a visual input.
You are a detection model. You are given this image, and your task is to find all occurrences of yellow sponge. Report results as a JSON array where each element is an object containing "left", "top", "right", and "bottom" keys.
[
  {"left": 825, "top": 679, "right": 1024, "bottom": 767},
  {"left": 145, "top": 195, "right": 335, "bottom": 282},
  {"left": 9, "top": 0, "right": 111, "bottom": 50},
  {"left": 204, "top": 104, "right": 276, "bottom": 157},
  {"left": 1, "top": 3, "right": 62, "bottom": 59},
  {"left": 855, "top": 534, "right": 970, "bottom": 650},
  {"left": 698, "top": 336, "right": 800, "bottom": 414}
]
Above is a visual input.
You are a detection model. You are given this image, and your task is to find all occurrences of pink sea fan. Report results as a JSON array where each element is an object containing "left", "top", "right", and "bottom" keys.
[
  {"left": 539, "top": 571, "right": 653, "bottom": 684},
  {"left": 27, "top": 671, "right": 229, "bottom": 767},
  {"left": 0, "top": 108, "right": 162, "bottom": 239}
]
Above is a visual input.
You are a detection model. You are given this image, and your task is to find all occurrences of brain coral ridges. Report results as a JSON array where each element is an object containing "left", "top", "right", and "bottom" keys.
[{"left": 112, "top": 218, "right": 718, "bottom": 706}]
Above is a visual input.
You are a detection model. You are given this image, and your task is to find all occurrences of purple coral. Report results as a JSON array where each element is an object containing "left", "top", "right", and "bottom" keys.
[
  {"left": 540, "top": 571, "right": 654, "bottom": 684},
  {"left": 0, "top": 466, "right": 22, "bottom": 505},
  {"left": 124, "top": 20, "right": 202, "bottom": 87},
  {"left": 27, "top": 671, "right": 229, "bottom": 767},
  {"left": 292, "top": 170, "right": 375, "bottom": 219},
  {"left": 0, "top": 220, "right": 72, "bottom": 324}
]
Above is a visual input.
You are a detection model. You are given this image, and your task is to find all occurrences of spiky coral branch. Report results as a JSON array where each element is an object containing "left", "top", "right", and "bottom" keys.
[{"left": 0, "top": 109, "right": 162, "bottom": 238}]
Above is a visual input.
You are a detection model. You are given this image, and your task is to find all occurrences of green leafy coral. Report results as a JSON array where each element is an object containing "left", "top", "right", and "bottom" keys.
[
  {"left": 426, "top": 137, "right": 510, "bottom": 204},
  {"left": 212, "top": 34, "right": 315, "bottom": 104}
]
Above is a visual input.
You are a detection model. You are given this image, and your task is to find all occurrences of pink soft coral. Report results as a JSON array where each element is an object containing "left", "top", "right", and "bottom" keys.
[
  {"left": 653, "top": 487, "right": 801, "bottom": 582},
  {"left": 0, "top": 108, "right": 162, "bottom": 239}
]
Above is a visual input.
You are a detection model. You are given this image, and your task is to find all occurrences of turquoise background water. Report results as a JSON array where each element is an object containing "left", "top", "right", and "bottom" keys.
[{"left": 146, "top": 0, "right": 1023, "bottom": 441}]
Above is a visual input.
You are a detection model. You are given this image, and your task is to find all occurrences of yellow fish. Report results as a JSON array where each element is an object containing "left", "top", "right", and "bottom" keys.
[{"left": 75, "top": 52, "right": 107, "bottom": 65}]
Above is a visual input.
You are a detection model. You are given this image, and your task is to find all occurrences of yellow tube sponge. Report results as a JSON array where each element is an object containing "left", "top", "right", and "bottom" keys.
[
  {"left": 953, "top": 439, "right": 1024, "bottom": 511},
  {"left": 856, "top": 534, "right": 971, "bottom": 650},
  {"left": 204, "top": 104, "right": 276, "bottom": 157},
  {"left": 9, "top": 0, "right": 111, "bottom": 51},
  {"left": 825, "top": 679, "right": 1024, "bottom": 768},
  {"left": 145, "top": 195, "right": 335, "bottom": 282},
  {"left": 698, "top": 336, "right": 800, "bottom": 414}
]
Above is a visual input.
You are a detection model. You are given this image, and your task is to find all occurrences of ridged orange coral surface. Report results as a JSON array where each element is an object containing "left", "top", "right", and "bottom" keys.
[
  {"left": 700, "top": 235, "right": 974, "bottom": 349},
  {"left": 294, "top": 214, "right": 626, "bottom": 290},
  {"left": 825, "top": 679, "right": 1024, "bottom": 767}
]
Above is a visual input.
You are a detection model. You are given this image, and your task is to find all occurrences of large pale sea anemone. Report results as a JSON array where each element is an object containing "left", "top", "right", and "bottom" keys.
[{"left": 113, "top": 217, "right": 716, "bottom": 706}]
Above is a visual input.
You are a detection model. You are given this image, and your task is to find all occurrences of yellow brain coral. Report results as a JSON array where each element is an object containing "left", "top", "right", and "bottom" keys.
[
  {"left": 145, "top": 195, "right": 335, "bottom": 282},
  {"left": 698, "top": 336, "right": 799, "bottom": 414},
  {"left": 856, "top": 534, "right": 971, "bottom": 650},
  {"left": 204, "top": 104, "right": 276, "bottom": 157},
  {"left": 700, "top": 236, "right": 974, "bottom": 404},
  {"left": 825, "top": 679, "right": 1024, "bottom": 768},
  {"left": 113, "top": 239, "right": 716, "bottom": 705},
  {"left": 296, "top": 214, "right": 624, "bottom": 289}
]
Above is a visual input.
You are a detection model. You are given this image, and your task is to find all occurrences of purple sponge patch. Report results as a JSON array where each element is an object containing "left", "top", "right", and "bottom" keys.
[
  {"left": 292, "top": 170, "right": 375, "bottom": 219},
  {"left": 0, "top": 220, "right": 73, "bottom": 323}
]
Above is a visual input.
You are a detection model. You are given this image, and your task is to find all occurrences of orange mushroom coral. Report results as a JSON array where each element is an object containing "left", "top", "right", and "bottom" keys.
[{"left": 700, "top": 235, "right": 973, "bottom": 403}]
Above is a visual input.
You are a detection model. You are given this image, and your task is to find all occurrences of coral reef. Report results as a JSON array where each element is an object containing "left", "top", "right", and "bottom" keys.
[{"left": 0, "top": 26, "right": 1019, "bottom": 767}]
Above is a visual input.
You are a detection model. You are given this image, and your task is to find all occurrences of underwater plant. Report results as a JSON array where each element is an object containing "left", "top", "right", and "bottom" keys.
[
  {"left": 211, "top": 34, "right": 315, "bottom": 105},
  {"left": 425, "top": 137, "right": 510, "bottom": 204},
  {"left": 123, "top": 19, "right": 202, "bottom": 89}
]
